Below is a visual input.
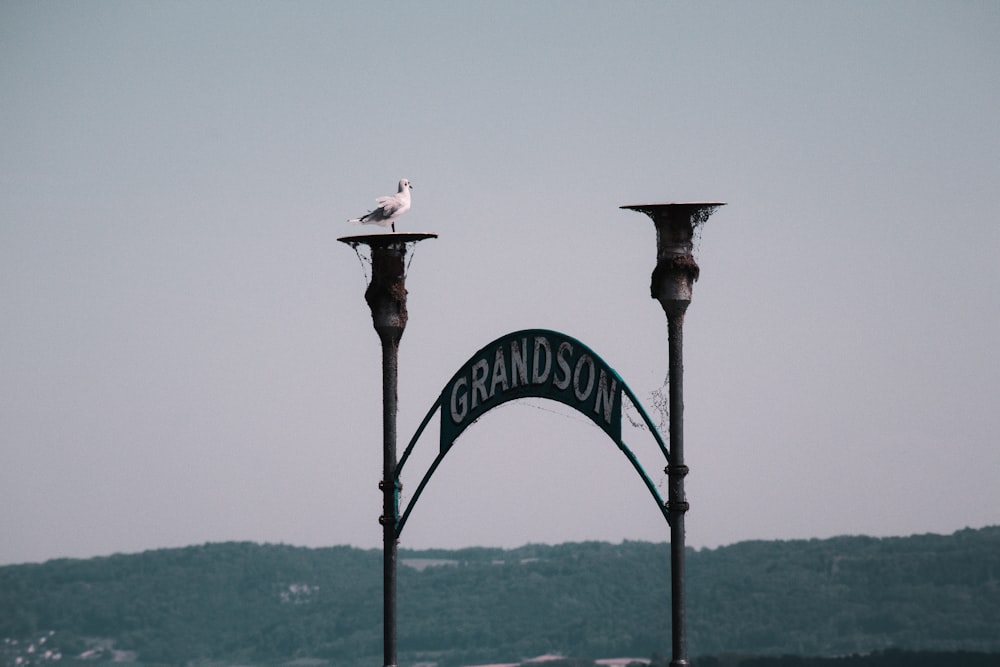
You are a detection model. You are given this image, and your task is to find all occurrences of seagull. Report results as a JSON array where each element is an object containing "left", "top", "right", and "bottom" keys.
[{"left": 348, "top": 179, "right": 412, "bottom": 232}]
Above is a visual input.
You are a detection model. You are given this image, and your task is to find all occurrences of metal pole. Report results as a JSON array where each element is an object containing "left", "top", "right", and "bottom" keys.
[
  {"left": 339, "top": 232, "right": 437, "bottom": 667},
  {"left": 666, "top": 305, "right": 689, "bottom": 667},
  {"left": 368, "top": 243, "right": 405, "bottom": 667},
  {"left": 378, "top": 327, "right": 400, "bottom": 667},
  {"left": 620, "top": 203, "right": 723, "bottom": 667}
]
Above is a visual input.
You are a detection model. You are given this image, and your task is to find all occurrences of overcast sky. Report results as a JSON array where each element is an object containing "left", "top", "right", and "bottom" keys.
[{"left": 2, "top": 1, "right": 998, "bottom": 566}]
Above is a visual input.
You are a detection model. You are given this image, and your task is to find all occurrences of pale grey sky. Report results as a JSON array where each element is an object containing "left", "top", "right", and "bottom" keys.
[{"left": 2, "top": 1, "right": 998, "bottom": 566}]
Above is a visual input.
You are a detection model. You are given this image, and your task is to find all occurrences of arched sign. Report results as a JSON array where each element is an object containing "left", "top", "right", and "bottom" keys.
[
  {"left": 441, "top": 330, "right": 623, "bottom": 451},
  {"left": 395, "top": 329, "right": 671, "bottom": 538}
]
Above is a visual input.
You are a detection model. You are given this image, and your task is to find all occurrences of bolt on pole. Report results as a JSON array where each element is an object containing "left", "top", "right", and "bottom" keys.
[
  {"left": 621, "top": 202, "right": 724, "bottom": 667},
  {"left": 339, "top": 232, "right": 437, "bottom": 667}
]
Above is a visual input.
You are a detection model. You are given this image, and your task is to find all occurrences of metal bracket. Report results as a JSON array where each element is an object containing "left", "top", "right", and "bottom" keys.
[{"left": 665, "top": 500, "right": 690, "bottom": 513}]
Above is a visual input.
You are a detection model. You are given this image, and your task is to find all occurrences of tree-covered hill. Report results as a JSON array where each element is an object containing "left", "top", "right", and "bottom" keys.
[{"left": 1, "top": 527, "right": 998, "bottom": 667}]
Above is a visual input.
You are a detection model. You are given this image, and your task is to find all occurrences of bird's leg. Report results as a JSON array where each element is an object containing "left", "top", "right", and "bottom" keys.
[{"left": 391, "top": 223, "right": 396, "bottom": 233}]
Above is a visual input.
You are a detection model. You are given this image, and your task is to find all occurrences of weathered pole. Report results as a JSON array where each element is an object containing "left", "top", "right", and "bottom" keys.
[
  {"left": 620, "top": 203, "right": 724, "bottom": 667},
  {"left": 338, "top": 232, "right": 436, "bottom": 667}
]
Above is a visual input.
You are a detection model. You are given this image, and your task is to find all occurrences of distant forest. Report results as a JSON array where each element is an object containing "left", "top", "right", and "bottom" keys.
[{"left": 2, "top": 527, "right": 998, "bottom": 667}]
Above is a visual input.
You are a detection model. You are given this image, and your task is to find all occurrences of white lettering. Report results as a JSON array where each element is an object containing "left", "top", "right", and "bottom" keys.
[
  {"left": 532, "top": 336, "right": 552, "bottom": 384},
  {"left": 553, "top": 341, "right": 573, "bottom": 390},
  {"left": 573, "top": 354, "right": 595, "bottom": 402},
  {"left": 470, "top": 359, "right": 489, "bottom": 409},
  {"left": 490, "top": 347, "right": 509, "bottom": 397},
  {"left": 510, "top": 338, "right": 528, "bottom": 388},
  {"left": 446, "top": 333, "right": 622, "bottom": 441},
  {"left": 450, "top": 377, "right": 469, "bottom": 423},
  {"left": 594, "top": 369, "right": 618, "bottom": 424}
]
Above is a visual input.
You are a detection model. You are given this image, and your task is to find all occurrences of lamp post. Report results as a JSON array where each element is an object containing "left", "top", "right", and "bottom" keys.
[
  {"left": 338, "top": 232, "right": 437, "bottom": 667},
  {"left": 620, "top": 203, "right": 724, "bottom": 667}
]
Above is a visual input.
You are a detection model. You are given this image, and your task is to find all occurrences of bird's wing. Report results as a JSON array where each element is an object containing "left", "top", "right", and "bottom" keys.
[
  {"left": 375, "top": 193, "right": 407, "bottom": 217},
  {"left": 361, "top": 208, "right": 387, "bottom": 222}
]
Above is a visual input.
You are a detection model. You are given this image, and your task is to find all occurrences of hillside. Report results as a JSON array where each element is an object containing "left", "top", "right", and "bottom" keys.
[{"left": 1, "top": 527, "right": 998, "bottom": 667}]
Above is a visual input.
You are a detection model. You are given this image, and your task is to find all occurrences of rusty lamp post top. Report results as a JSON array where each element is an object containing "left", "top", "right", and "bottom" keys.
[
  {"left": 621, "top": 202, "right": 725, "bottom": 311},
  {"left": 620, "top": 202, "right": 725, "bottom": 253},
  {"left": 338, "top": 232, "right": 439, "bottom": 247},
  {"left": 338, "top": 232, "right": 438, "bottom": 342}
]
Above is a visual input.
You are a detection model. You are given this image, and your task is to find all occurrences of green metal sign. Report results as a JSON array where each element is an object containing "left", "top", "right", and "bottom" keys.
[
  {"left": 395, "top": 329, "right": 669, "bottom": 539},
  {"left": 439, "top": 329, "right": 622, "bottom": 452}
]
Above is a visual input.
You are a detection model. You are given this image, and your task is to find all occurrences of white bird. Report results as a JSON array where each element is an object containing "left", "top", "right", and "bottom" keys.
[{"left": 348, "top": 179, "right": 413, "bottom": 232}]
